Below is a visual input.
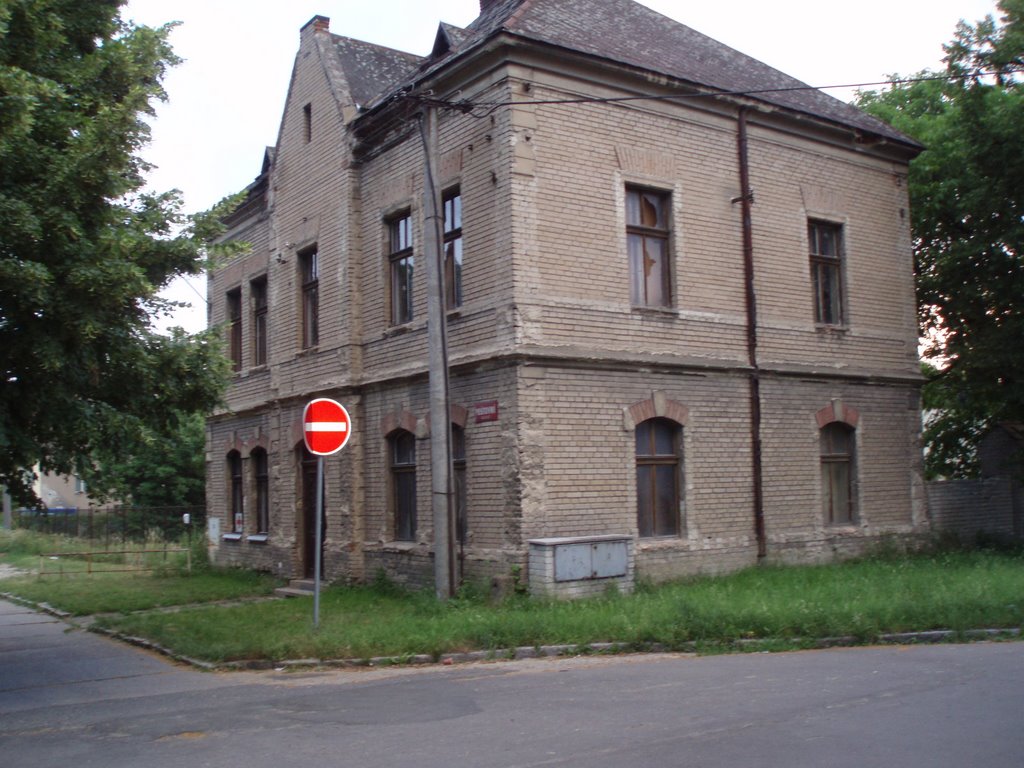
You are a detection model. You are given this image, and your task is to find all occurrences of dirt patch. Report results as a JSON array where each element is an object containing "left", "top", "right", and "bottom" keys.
[{"left": 0, "top": 563, "right": 28, "bottom": 579}]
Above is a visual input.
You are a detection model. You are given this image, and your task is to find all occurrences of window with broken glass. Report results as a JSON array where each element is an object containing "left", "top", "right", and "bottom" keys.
[{"left": 627, "top": 187, "right": 672, "bottom": 308}]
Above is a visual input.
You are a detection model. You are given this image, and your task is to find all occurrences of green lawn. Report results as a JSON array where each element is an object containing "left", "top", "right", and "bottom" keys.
[
  {"left": 0, "top": 528, "right": 280, "bottom": 614},
  {"left": 90, "top": 549, "right": 1024, "bottom": 663},
  {"left": 4, "top": 527, "right": 1022, "bottom": 663}
]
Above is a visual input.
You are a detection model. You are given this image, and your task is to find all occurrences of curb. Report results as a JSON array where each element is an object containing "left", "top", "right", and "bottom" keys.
[
  {"left": 87, "top": 623, "right": 1023, "bottom": 672},
  {"left": 4, "top": 592, "right": 1020, "bottom": 672}
]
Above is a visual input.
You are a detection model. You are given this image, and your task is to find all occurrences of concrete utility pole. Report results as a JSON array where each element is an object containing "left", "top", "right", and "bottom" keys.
[{"left": 420, "top": 104, "right": 457, "bottom": 599}]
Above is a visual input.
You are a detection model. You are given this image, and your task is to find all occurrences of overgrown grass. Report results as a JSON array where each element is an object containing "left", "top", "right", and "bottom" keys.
[
  {"left": 92, "top": 548, "right": 1024, "bottom": 662},
  {"left": 0, "top": 528, "right": 279, "bottom": 615}
]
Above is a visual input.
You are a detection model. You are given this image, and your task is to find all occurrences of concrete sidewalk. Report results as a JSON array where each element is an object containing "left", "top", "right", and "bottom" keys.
[{"left": 0, "top": 598, "right": 229, "bottom": 715}]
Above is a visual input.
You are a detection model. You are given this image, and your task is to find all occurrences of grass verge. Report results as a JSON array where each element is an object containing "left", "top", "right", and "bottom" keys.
[
  {"left": 0, "top": 528, "right": 280, "bottom": 614},
  {"left": 90, "top": 549, "right": 1024, "bottom": 662}
]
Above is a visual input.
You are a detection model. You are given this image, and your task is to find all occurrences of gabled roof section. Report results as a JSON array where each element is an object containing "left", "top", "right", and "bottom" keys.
[
  {"left": 330, "top": 34, "right": 422, "bottom": 108},
  {"left": 432, "top": 22, "right": 469, "bottom": 59},
  {"left": 419, "top": 0, "right": 916, "bottom": 148}
]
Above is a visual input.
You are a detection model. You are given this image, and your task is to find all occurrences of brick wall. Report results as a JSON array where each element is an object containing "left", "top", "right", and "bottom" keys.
[{"left": 206, "top": 22, "right": 925, "bottom": 589}]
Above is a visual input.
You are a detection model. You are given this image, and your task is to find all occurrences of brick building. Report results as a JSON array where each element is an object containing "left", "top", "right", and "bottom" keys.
[{"left": 207, "top": 0, "right": 928, "bottom": 592}]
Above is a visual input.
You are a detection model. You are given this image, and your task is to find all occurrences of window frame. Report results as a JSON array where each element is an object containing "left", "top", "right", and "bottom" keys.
[
  {"left": 808, "top": 219, "right": 845, "bottom": 326},
  {"left": 390, "top": 430, "right": 417, "bottom": 541},
  {"left": 452, "top": 425, "right": 467, "bottom": 544},
  {"left": 443, "top": 189, "right": 463, "bottom": 310},
  {"left": 228, "top": 451, "right": 244, "bottom": 534},
  {"left": 299, "top": 248, "right": 319, "bottom": 349},
  {"left": 252, "top": 448, "right": 269, "bottom": 535},
  {"left": 820, "top": 422, "right": 856, "bottom": 525},
  {"left": 226, "top": 288, "right": 242, "bottom": 372},
  {"left": 251, "top": 276, "right": 268, "bottom": 367},
  {"left": 388, "top": 212, "right": 414, "bottom": 326},
  {"left": 635, "top": 418, "right": 683, "bottom": 538},
  {"left": 626, "top": 186, "right": 672, "bottom": 309}
]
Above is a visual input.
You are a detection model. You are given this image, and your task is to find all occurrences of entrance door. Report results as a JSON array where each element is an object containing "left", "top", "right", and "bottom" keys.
[{"left": 300, "top": 446, "right": 324, "bottom": 579}]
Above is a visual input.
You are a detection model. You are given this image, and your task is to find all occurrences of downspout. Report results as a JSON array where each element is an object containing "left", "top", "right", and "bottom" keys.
[{"left": 735, "top": 107, "right": 767, "bottom": 560}]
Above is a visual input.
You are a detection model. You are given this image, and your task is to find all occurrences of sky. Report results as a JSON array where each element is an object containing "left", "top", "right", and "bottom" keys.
[{"left": 122, "top": 0, "right": 1003, "bottom": 333}]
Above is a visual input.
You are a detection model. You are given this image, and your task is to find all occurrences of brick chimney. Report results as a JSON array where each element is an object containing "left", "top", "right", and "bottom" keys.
[{"left": 301, "top": 15, "right": 330, "bottom": 35}]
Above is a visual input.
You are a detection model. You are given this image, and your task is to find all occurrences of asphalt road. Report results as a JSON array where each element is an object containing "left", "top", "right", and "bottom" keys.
[{"left": 2, "top": 598, "right": 1023, "bottom": 767}]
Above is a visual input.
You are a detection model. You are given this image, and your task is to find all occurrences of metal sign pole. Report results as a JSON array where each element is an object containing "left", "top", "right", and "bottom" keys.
[{"left": 313, "top": 455, "right": 324, "bottom": 629}]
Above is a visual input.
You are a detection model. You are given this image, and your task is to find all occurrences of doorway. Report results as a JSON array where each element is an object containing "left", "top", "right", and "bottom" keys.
[{"left": 299, "top": 446, "right": 325, "bottom": 579}]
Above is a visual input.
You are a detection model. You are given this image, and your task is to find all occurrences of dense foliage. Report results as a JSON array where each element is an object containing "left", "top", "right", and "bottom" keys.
[
  {"left": 858, "top": 1, "right": 1024, "bottom": 478},
  {"left": 0, "top": 1, "right": 231, "bottom": 504}
]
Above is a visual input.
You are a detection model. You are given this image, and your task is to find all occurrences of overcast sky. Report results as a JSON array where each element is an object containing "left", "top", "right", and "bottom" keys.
[{"left": 123, "top": 0, "right": 1002, "bottom": 332}]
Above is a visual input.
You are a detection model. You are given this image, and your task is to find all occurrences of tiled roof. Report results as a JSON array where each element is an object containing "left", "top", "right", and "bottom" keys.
[
  {"left": 330, "top": 34, "right": 421, "bottom": 108},
  {"left": 342, "top": 0, "right": 915, "bottom": 148},
  {"left": 462, "top": 0, "right": 915, "bottom": 146}
]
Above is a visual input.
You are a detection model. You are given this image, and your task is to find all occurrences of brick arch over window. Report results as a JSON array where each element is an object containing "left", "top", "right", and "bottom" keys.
[
  {"left": 422, "top": 403, "right": 469, "bottom": 436},
  {"left": 815, "top": 400, "right": 860, "bottom": 429},
  {"left": 380, "top": 409, "right": 420, "bottom": 438},
  {"left": 623, "top": 391, "right": 689, "bottom": 430}
]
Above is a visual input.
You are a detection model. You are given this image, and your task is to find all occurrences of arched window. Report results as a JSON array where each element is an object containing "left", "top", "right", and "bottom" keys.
[
  {"left": 452, "top": 426, "right": 467, "bottom": 544},
  {"left": 635, "top": 418, "right": 683, "bottom": 537},
  {"left": 390, "top": 430, "right": 416, "bottom": 541},
  {"left": 821, "top": 422, "right": 856, "bottom": 524},
  {"left": 251, "top": 448, "right": 269, "bottom": 535},
  {"left": 227, "top": 451, "right": 243, "bottom": 533}
]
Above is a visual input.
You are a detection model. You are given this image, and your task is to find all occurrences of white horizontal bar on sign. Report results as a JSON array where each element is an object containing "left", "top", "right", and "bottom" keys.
[{"left": 305, "top": 422, "right": 348, "bottom": 431}]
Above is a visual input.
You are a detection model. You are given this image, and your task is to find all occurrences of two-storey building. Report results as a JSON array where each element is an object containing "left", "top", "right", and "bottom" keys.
[{"left": 207, "top": 0, "right": 927, "bottom": 591}]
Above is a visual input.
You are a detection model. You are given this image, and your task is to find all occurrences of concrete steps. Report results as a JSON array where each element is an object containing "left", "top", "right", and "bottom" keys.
[{"left": 274, "top": 578, "right": 319, "bottom": 598}]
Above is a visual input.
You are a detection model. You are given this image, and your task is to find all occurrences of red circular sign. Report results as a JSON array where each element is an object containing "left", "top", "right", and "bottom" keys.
[{"left": 303, "top": 398, "right": 352, "bottom": 456}]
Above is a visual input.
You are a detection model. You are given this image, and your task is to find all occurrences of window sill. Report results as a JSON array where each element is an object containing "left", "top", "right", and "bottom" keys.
[
  {"left": 222, "top": 533, "right": 243, "bottom": 542},
  {"left": 247, "top": 534, "right": 269, "bottom": 544},
  {"left": 378, "top": 540, "right": 420, "bottom": 553},
  {"left": 815, "top": 323, "right": 849, "bottom": 334},
  {"left": 384, "top": 323, "right": 414, "bottom": 338},
  {"left": 247, "top": 364, "right": 269, "bottom": 374},
  {"left": 631, "top": 305, "right": 678, "bottom": 318}
]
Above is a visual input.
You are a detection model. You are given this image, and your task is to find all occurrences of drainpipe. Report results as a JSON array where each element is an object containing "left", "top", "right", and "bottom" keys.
[{"left": 735, "top": 107, "right": 767, "bottom": 560}]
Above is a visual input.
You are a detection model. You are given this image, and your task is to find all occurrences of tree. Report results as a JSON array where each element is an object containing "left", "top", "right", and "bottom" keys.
[
  {"left": 85, "top": 409, "right": 207, "bottom": 509},
  {"left": 858, "top": 0, "right": 1024, "bottom": 478},
  {"left": 0, "top": 1, "right": 231, "bottom": 505}
]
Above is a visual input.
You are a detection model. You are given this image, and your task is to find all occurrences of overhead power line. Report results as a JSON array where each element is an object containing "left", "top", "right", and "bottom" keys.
[{"left": 409, "top": 69, "right": 1022, "bottom": 118}]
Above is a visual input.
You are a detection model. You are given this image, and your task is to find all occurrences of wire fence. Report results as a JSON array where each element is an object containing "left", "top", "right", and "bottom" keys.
[{"left": 13, "top": 505, "right": 205, "bottom": 546}]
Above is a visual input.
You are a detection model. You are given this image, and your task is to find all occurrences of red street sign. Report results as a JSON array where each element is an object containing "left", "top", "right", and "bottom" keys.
[{"left": 303, "top": 398, "right": 351, "bottom": 456}]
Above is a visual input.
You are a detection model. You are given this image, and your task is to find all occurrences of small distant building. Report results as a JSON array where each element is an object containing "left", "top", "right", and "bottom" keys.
[
  {"left": 206, "top": 0, "right": 928, "bottom": 590},
  {"left": 33, "top": 467, "right": 93, "bottom": 511}
]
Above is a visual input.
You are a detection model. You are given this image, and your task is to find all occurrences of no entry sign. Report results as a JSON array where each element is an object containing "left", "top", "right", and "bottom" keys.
[{"left": 303, "top": 398, "right": 351, "bottom": 456}]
